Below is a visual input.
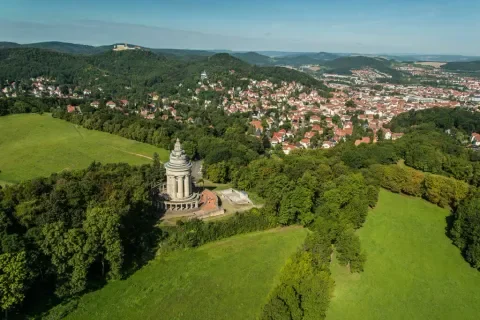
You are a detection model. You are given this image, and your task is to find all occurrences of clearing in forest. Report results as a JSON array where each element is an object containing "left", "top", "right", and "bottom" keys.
[{"left": 0, "top": 113, "right": 168, "bottom": 184}]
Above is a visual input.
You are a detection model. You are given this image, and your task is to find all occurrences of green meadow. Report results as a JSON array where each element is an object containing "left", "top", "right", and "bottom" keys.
[
  {"left": 0, "top": 113, "right": 168, "bottom": 184},
  {"left": 48, "top": 227, "right": 307, "bottom": 320},
  {"left": 327, "top": 189, "right": 480, "bottom": 320}
]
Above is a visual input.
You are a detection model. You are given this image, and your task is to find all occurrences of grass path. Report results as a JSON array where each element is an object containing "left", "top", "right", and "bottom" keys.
[
  {"left": 0, "top": 114, "right": 168, "bottom": 183},
  {"left": 49, "top": 227, "right": 307, "bottom": 320},
  {"left": 327, "top": 189, "right": 480, "bottom": 320}
]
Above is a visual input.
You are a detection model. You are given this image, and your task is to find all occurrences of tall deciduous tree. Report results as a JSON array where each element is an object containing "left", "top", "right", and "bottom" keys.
[
  {"left": 451, "top": 196, "right": 480, "bottom": 269},
  {"left": 40, "top": 222, "right": 91, "bottom": 296},
  {"left": 150, "top": 152, "right": 165, "bottom": 187},
  {"left": 0, "top": 251, "right": 28, "bottom": 317},
  {"left": 84, "top": 207, "right": 123, "bottom": 280},
  {"left": 335, "top": 228, "right": 366, "bottom": 272},
  {"left": 279, "top": 186, "right": 314, "bottom": 225}
]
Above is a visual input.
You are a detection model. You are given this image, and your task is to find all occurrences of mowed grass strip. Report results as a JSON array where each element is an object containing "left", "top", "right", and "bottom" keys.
[
  {"left": 327, "top": 189, "right": 480, "bottom": 320},
  {"left": 0, "top": 114, "right": 168, "bottom": 183},
  {"left": 54, "top": 227, "right": 307, "bottom": 320}
]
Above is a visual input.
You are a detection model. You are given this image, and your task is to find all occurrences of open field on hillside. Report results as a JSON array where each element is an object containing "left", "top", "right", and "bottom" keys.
[
  {"left": 0, "top": 114, "right": 168, "bottom": 184},
  {"left": 327, "top": 189, "right": 480, "bottom": 320},
  {"left": 46, "top": 227, "right": 307, "bottom": 320}
]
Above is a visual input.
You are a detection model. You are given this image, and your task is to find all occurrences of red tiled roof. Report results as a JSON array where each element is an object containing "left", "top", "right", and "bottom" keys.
[
  {"left": 200, "top": 189, "right": 219, "bottom": 211},
  {"left": 355, "top": 137, "right": 371, "bottom": 146}
]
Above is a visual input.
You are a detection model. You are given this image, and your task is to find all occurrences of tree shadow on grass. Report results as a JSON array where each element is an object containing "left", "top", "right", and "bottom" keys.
[
  {"left": 444, "top": 211, "right": 455, "bottom": 240},
  {"left": 443, "top": 212, "right": 470, "bottom": 266},
  {"left": 25, "top": 204, "right": 167, "bottom": 319},
  {"left": 121, "top": 204, "right": 167, "bottom": 278}
]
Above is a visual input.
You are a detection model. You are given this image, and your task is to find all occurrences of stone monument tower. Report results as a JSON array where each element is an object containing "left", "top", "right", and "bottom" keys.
[{"left": 162, "top": 139, "right": 199, "bottom": 211}]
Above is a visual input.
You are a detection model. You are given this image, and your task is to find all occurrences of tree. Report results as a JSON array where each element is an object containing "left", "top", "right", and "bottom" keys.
[
  {"left": 318, "top": 173, "right": 370, "bottom": 228},
  {"left": 451, "top": 196, "right": 480, "bottom": 269},
  {"left": 262, "top": 251, "right": 334, "bottom": 320},
  {"left": 60, "top": 85, "right": 69, "bottom": 95},
  {"left": 206, "top": 162, "right": 228, "bottom": 183},
  {"left": 84, "top": 207, "right": 123, "bottom": 280},
  {"left": 279, "top": 186, "right": 314, "bottom": 225},
  {"left": 376, "top": 129, "right": 384, "bottom": 141},
  {"left": 0, "top": 251, "right": 28, "bottom": 318},
  {"left": 150, "top": 152, "right": 165, "bottom": 187},
  {"left": 181, "top": 141, "right": 197, "bottom": 159},
  {"left": 345, "top": 99, "right": 356, "bottom": 108},
  {"left": 335, "top": 229, "right": 365, "bottom": 272},
  {"left": 40, "top": 222, "right": 91, "bottom": 296},
  {"left": 261, "top": 293, "right": 292, "bottom": 320}
]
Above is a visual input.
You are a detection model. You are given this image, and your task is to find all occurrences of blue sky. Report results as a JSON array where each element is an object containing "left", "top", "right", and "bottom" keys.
[{"left": 1, "top": 0, "right": 479, "bottom": 55}]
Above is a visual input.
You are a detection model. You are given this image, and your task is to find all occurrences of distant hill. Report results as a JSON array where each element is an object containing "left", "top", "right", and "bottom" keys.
[
  {"left": 0, "top": 41, "right": 108, "bottom": 54},
  {"left": 150, "top": 48, "right": 213, "bottom": 57},
  {"left": 323, "top": 56, "right": 402, "bottom": 77},
  {"left": 385, "top": 54, "right": 480, "bottom": 62},
  {"left": 231, "top": 51, "right": 340, "bottom": 67},
  {"left": 0, "top": 47, "right": 92, "bottom": 82},
  {"left": 1, "top": 41, "right": 478, "bottom": 63},
  {"left": 0, "top": 42, "right": 22, "bottom": 49},
  {"left": 232, "top": 52, "right": 274, "bottom": 66},
  {"left": 273, "top": 52, "right": 340, "bottom": 66},
  {"left": 26, "top": 41, "right": 108, "bottom": 54},
  {"left": 310, "top": 52, "right": 340, "bottom": 61},
  {"left": 442, "top": 61, "right": 480, "bottom": 72},
  {"left": 275, "top": 55, "right": 324, "bottom": 66},
  {"left": 0, "top": 47, "right": 328, "bottom": 96},
  {"left": 0, "top": 41, "right": 212, "bottom": 58}
]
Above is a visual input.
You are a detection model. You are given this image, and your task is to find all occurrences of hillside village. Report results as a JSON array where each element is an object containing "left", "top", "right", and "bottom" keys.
[{"left": 2, "top": 62, "right": 480, "bottom": 155}]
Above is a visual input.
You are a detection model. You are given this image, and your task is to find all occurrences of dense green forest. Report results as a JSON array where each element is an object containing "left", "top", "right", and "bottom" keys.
[
  {"left": 0, "top": 161, "right": 165, "bottom": 316},
  {"left": 0, "top": 41, "right": 108, "bottom": 55},
  {"left": 0, "top": 97, "right": 64, "bottom": 116},
  {"left": 0, "top": 48, "right": 329, "bottom": 100},
  {"left": 443, "top": 60, "right": 480, "bottom": 72},
  {"left": 389, "top": 107, "right": 480, "bottom": 134},
  {"left": 232, "top": 52, "right": 275, "bottom": 66}
]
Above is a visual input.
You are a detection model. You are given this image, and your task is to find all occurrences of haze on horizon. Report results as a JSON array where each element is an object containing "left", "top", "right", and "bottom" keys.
[{"left": 1, "top": 0, "right": 479, "bottom": 55}]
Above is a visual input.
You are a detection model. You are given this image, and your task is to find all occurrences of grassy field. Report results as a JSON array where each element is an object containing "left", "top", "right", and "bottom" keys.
[
  {"left": 0, "top": 114, "right": 168, "bottom": 184},
  {"left": 50, "top": 227, "right": 307, "bottom": 320},
  {"left": 327, "top": 189, "right": 480, "bottom": 320}
]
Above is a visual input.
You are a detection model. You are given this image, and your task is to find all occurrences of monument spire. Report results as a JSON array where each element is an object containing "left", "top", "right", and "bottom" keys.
[
  {"left": 174, "top": 138, "right": 182, "bottom": 151},
  {"left": 162, "top": 138, "right": 199, "bottom": 211}
]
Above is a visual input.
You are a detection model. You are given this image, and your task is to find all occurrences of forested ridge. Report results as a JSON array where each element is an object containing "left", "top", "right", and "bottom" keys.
[
  {"left": 442, "top": 60, "right": 480, "bottom": 72},
  {"left": 0, "top": 41, "right": 108, "bottom": 55},
  {"left": 0, "top": 48, "right": 329, "bottom": 99},
  {"left": 323, "top": 56, "right": 402, "bottom": 78}
]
